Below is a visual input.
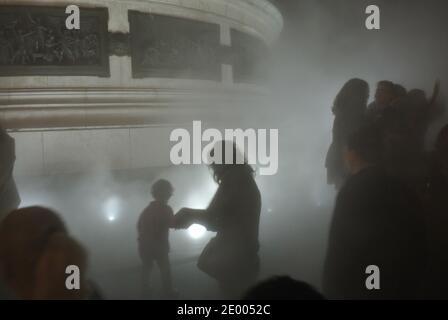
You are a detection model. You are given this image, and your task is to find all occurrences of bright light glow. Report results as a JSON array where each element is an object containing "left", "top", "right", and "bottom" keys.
[
  {"left": 185, "top": 178, "right": 217, "bottom": 209},
  {"left": 103, "top": 196, "right": 121, "bottom": 223},
  {"left": 188, "top": 224, "right": 206, "bottom": 239}
]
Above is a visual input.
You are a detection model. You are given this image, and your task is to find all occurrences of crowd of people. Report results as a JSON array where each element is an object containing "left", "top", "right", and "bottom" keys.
[
  {"left": 0, "top": 77, "right": 447, "bottom": 300},
  {"left": 325, "top": 79, "right": 448, "bottom": 299}
]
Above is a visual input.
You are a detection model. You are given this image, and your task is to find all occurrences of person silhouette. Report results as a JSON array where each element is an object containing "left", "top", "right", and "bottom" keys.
[
  {"left": 0, "top": 126, "right": 21, "bottom": 222},
  {"left": 0, "top": 206, "right": 91, "bottom": 299},
  {"left": 424, "top": 124, "right": 448, "bottom": 298},
  {"left": 137, "top": 179, "right": 177, "bottom": 299},
  {"left": 323, "top": 126, "right": 427, "bottom": 299},
  {"left": 174, "top": 141, "right": 261, "bottom": 299},
  {"left": 326, "top": 78, "right": 369, "bottom": 189}
]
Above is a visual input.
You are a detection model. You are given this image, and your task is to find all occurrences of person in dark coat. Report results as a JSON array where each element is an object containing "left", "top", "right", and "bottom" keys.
[
  {"left": 0, "top": 126, "right": 20, "bottom": 221},
  {"left": 423, "top": 124, "right": 448, "bottom": 298},
  {"left": 326, "top": 79, "right": 370, "bottom": 189},
  {"left": 323, "top": 126, "right": 427, "bottom": 299},
  {"left": 174, "top": 141, "right": 261, "bottom": 299},
  {"left": 137, "top": 179, "right": 176, "bottom": 298}
]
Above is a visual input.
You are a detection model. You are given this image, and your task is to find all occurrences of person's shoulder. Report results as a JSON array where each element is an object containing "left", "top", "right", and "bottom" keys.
[
  {"left": 141, "top": 202, "right": 156, "bottom": 215},
  {"left": 150, "top": 201, "right": 173, "bottom": 215},
  {"left": 164, "top": 204, "right": 174, "bottom": 214}
]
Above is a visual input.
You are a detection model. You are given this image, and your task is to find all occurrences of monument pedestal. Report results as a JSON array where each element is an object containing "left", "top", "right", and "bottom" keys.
[{"left": 0, "top": 0, "right": 282, "bottom": 175}]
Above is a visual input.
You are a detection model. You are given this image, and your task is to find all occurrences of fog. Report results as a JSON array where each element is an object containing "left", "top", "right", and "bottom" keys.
[{"left": 14, "top": 0, "right": 448, "bottom": 299}]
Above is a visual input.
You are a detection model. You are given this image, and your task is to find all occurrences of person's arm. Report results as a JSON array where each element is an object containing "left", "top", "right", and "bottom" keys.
[
  {"left": 166, "top": 206, "right": 180, "bottom": 228},
  {"left": 174, "top": 171, "right": 243, "bottom": 231},
  {"left": 429, "top": 79, "right": 440, "bottom": 107},
  {"left": 175, "top": 180, "right": 237, "bottom": 231},
  {"left": 420, "top": 80, "right": 441, "bottom": 123},
  {"left": 173, "top": 208, "right": 208, "bottom": 229},
  {"left": 174, "top": 184, "right": 233, "bottom": 231}
]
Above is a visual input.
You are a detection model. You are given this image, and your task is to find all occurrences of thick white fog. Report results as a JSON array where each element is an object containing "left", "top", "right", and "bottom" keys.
[{"left": 14, "top": 0, "right": 448, "bottom": 299}]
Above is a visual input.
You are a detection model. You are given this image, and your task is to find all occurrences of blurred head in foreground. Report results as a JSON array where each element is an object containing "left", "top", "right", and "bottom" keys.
[
  {"left": 243, "top": 276, "right": 325, "bottom": 300},
  {"left": 0, "top": 206, "right": 87, "bottom": 299}
]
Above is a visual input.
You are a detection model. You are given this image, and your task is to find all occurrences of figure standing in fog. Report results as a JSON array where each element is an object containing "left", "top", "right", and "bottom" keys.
[
  {"left": 423, "top": 124, "right": 448, "bottom": 298},
  {"left": 174, "top": 141, "right": 261, "bottom": 299},
  {"left": 0, "top": 126, "right": 21, "bottom": 221},
  {"left": 137, "top": 179, "right": 177, "bottom": 298},
  {"left": 326, "top": 78, "right": 369, "bottom": 189},
  {"left": 323, "top": 126, "right": 427, "bottom": 299}
]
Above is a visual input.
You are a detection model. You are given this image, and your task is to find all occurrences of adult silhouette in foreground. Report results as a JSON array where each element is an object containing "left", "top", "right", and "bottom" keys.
[
  {"left": 323, "top": 126, "right": 427, "bottom": 299},
  {"left": 326, "top": 78, "right": 369, "bottom": 189},
  {"left": 174, "top": 141, "right": 261, "bottom": 299},
  {"left": 423, "top": 124, "right": 448, "bottom": 298},
  {"left": 0, "top": 207, "right": 90, "bottom": 299}
]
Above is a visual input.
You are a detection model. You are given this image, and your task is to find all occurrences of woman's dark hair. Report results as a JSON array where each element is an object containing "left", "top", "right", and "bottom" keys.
[
  {"left": 208, "top": 140, "right": 254, "bottom": 183},
  {"left": 333, "top": 78, "right": 369, "bottom": 115}
]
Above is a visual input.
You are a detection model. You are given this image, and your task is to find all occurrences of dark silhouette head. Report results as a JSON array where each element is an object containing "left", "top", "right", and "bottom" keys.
[
  {"left": 207, "top": 140, "right": 254, "bottom": 183},
  {"left": 0, "top": 206, "right": 87, "bottom": 299},
  {"left": 151, "top": 179, "right": 174, "bottom": 203},
  {"left": 344, "top": 125, "right": 381, "bottom": 174},
  {"left": 407, "top": 89, "right": 428, "bottom": 106},
  {"left": 374, "top": 80, "right": 395, "bottom": 107},
  {"left": 333, "top": 78, "right": 369, "bottom": 115},
  {"left": 243, "top": 276, "right": 325, "bottom": 300},
  {"left": 393, "top": 84, "right": 407, "bottom": 101}
]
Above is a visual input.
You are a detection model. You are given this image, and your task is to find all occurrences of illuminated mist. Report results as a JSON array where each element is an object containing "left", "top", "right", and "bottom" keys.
[{"left": 14, "top": 0, "right": 448, "bottom": 299}]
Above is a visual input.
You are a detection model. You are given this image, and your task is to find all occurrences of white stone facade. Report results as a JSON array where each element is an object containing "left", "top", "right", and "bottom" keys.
[{"left": 0, "top": 0, "right": 282, "bottom": 176}]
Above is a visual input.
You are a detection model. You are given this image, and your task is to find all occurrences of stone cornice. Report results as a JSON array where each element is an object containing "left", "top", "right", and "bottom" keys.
[{"left": 0, "top": 86, "right": 268, "bottom": 129}]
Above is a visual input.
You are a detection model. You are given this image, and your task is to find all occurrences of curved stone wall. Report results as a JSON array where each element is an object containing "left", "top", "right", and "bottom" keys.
[
  {"left": 0, "top": 0, "right": 282, "bottom": 176},
  {"left": 0, "top": 0, "right": 283, "bottom": 129}
]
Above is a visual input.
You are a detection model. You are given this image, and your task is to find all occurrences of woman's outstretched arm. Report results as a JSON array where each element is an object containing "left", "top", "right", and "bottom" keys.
[
  {"left": 174, "top": 207, "right": 224, "bottom": 232},
  {"left": 173, "top": 208, "right": 207, "bottom": 229}
]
